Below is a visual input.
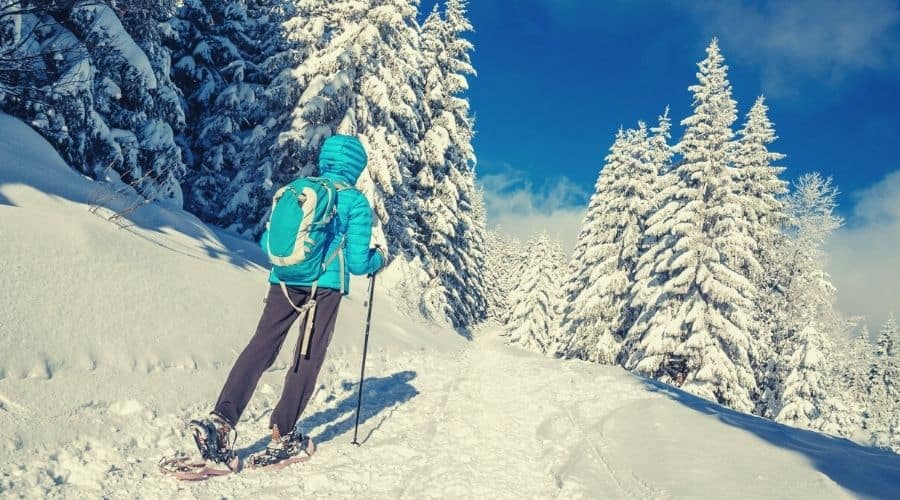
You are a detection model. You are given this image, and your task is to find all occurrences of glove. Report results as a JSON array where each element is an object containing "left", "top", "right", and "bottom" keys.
[
  {"left": 370, "top": 225, "right": 390, "bottom": 271},
  {"left": 374, "top": 244, "right": 390, "bottom": 269}
]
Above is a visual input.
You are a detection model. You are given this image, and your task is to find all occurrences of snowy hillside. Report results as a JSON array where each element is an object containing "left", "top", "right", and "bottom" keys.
[{"left": 1, "top": 113, "right": 899, "bottom": 499}]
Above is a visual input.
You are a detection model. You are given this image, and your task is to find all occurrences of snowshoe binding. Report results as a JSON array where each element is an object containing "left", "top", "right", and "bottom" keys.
[
  {"left": 159, "top": 413, "right": 240, "bottom": 480},
  {"left": 247, "top": 425, "right": 315, "bottom": 470}
]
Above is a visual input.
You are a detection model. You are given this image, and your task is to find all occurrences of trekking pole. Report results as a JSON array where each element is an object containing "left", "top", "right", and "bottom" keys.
[{"left": 352, "top": 274, "right": 377, "bottom": 446}]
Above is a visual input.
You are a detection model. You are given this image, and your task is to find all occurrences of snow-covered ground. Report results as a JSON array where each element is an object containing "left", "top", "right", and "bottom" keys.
[{"left": 1, "top": 113, "right": 899, "bottom": 499}]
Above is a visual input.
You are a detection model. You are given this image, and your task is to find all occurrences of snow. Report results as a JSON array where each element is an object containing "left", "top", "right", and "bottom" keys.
[{"left": 2, "top": 113, "right": 900, "bottom": 498}]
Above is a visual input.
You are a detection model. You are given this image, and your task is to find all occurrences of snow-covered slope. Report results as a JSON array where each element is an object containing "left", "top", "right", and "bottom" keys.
[{"left": 1, "top": 113, "right": 899, "bottom": 499}]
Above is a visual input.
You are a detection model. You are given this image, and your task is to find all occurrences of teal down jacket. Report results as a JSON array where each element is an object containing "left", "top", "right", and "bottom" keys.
[{"left": 259, "top": 135, "right": 385, "bottom": 293}]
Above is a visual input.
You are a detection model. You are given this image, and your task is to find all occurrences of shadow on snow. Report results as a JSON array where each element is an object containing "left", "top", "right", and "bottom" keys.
[
  {"left": 640, "top": 377, "right": 900, "bottom": 499},
  {"left": 239, "top": 370, "right": 419, "bottom": 458}
]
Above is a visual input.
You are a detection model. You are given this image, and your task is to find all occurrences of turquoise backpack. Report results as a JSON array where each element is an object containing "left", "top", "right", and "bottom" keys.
[{"left": 264, "top": 177, "right": 350, "bottom": 285}]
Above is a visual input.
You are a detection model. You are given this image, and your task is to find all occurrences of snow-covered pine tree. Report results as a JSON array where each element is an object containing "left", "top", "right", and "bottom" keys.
[
  {"left": 1, "top": 0, "right": 186, "bottom": 204},
  {"left": 0, "top": 2, "right": 57, "bottom": 100},
  {"left": 163, "top": 0, "right": 301, "bottom": 231},
  {"left": 114, "top": 0, "right": 186, "bottom": 196},
  {"left": 506, "top": 232, "right": 565, "bottom": 354},
  {"left": 273, "top": 0, "right": 424, "bottom": 246},
  {"left": 484, "top": 227, "right": 525, "bottom": 322},
  {"left": 855, "top": 323, "right": 873, "bottom": 369},
  {"left": 775, "top": 324, "right": 843, "bottom": 430},
  {"left": 560, "top": 124, "right": 659, "bottom": 364},
  {"left": 875, "top": 314, "right": 897, "bottom": 379},
  {"left": 415, "top": 168, "right": 487, "bottom": 329},
  {"left": 411, "top": 4, "right": 444, "bottom": 259},
  {"left": 452, "top": 169, "right": 489, "bottom": 325},
  {"left": 74, "top": 0, "right": 185, "bottom": 202},
  {"left": 470, "top": 185, "right": 489, "bottom": 289},
  {"left": 620, "top": 109, "right": 673, "bottom": 358},
  {"left": 413, "top": 0, "right": 485, "bottom": 329},
  {"left": 0, "top": 2, "right": 87, "bottom": 130},
  {"left": 731, "top": 95, "right": 790, "bottom": 416},
  {"left": 869, "top": 313, "right": 899, "bottom": 447},
  {"left": 732, "top": 97, "right": 787, "bottom": 231},
  {"left": 843, "top": 323, "right": 875, "bottom": 428},
  {"left": 558, "top": 130, "right": 622, "bottom": 362},
  {"left": 647, "top": 106, "right": 673, "bottom": 175},
  {"left": 769, "top": 173, "right": 854, "bottom": 432},
  {"left": 624, "top": 39, "right": 760, "bottom": 413},
  {"left": 166, "top": 0, "right": 253, "bottom": 221}
]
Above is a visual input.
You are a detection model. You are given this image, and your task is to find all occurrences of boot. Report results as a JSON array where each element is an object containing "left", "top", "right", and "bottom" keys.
[
  {"left": 248, "top": 425, "right": 315, "bottom": 469},
  {"left": 189, "top": 413, "right": 240, "bottom": 472}
]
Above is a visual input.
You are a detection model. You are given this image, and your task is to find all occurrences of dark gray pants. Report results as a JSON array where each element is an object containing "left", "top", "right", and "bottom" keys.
[{"left": 214, "top": 284, "right": 342, "bottom": 434}]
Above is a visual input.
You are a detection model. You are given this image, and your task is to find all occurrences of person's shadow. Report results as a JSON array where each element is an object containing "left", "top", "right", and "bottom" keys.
[{"left": 240, "top": 370, "right": 418, "bottom": 458}]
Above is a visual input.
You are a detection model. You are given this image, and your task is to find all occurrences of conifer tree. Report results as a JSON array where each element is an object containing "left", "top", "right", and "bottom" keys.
[
  {"left": 1, "top": 1, "right": 186, "bottom": 204},
  {"left": 164, "top": 0, "right": 300, "bottom": 226},
  {"left": 765, "top": 174, "right": 848, "bottom": 427},
  {"left": 561, "top": 124, "right": 660, "bottom": 363},
  {"left": 869, "top": 314, "right": 899, "bottom": 438},
  {"left": 559, "top": 130, "right": 628, "bottom": 363},
  {"left": 414, "top": 0, "right": 485, "bottom": 329},
  {"left": 843, "top": 324, "right": 875, "bottom": 427},
  {"left": 484, "top": 228, "right": 526, "bottom": 322},
  {"left": 624, "top": 40, "right": 760, "bottom": 413},
  {"left": 876, "top": 314, "right": 897, "bottom": 365},
  {"left": 855, "top": 324, "right": 873, "bottom": 372},
  {"left": 506, "top": 232, "right": 565, "bottom": 354},
  {"left": 274, "top": 0, "right": 423, "bottom": 243},
  {"left": 731, "top": 96, "right": 790, "bottom": 415},
  {"left": 453, "top": 170, "right": 489, "bottom": 324},
  {"left": 648, "top": 106, "right": 674, "bottom": 174},
  {"left": 621, "top": 110, "right": 672, "bottom": 358},
  {"left": 732, "top": 96, "right": 788, "bottom": 300},
  {"left": 776, "top": 325, "right": 832, "bottom": 427}
]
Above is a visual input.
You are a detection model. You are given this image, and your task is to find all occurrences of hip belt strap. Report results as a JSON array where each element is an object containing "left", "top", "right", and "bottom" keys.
[{"left": 280, "top": 281, "right": 319, "bottom": 372}]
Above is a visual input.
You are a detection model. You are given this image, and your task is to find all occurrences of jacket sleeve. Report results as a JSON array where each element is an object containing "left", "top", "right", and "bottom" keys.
[{"left": 344, "top": 192, "right": 384, "bottom": 275}]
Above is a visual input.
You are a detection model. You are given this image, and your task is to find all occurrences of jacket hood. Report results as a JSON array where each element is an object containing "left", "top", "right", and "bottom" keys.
[{"left": 318, "top": 135, "right": 368, "bottom": 184}]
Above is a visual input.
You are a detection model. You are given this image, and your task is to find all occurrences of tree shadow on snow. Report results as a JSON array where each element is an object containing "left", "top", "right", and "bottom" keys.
[
  {"left": 239, "top": 370, "right": 419, "bottom": 458},
  {"left": 0, "top": 155, "right": 267, "bottom": 271},
  {"left": 640, "top": 378, "right": 900, "bottom": 498}
]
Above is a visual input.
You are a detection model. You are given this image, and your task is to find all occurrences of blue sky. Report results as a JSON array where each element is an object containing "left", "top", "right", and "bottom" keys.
[
  {"left": 456, "top": 0, "right": 898, "bottom": 221},
  {"left": 423, "top": 0, "right": 900, "bottom": 326}
]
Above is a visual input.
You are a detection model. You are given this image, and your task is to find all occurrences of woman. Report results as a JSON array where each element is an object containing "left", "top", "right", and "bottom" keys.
[{"left": 188, "top": 135, "right": 386, "bottom": 472}]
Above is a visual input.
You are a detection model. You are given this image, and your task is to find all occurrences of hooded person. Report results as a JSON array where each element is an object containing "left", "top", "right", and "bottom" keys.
[{"left": 185, "top": 135, "right": 386, "bottom": 472}]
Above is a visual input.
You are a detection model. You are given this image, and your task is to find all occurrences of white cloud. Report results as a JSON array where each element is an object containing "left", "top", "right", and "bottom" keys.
[
  {"left": 827, "top": 169, "right": 900, "bottom": 331},
  {"left": 674, "top": 0, "right": 900, "bottom": 94},
  {"left": 479, "top": 166, "right": 588, "bottom": 255}
]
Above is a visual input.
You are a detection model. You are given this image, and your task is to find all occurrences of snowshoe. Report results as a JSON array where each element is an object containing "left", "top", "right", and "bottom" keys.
[
  {"left": 247, "top": 426, "right": 316, "bottom": 470},
  {"left": 159, "top": 414, "right": 240, "bottom": 480}
]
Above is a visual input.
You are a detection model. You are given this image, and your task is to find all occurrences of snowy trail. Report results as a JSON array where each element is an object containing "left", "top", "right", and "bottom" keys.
[
  {"left": 0, "top": 328, "right": 651, "bottom": 499},
  {"left": 7, "top": 328, "right": 894, "bottom": 499}
]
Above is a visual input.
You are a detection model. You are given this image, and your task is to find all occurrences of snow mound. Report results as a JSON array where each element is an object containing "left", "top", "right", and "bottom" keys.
[{"left": 1, "top": 114, "right": 899, "bottom": 498}]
